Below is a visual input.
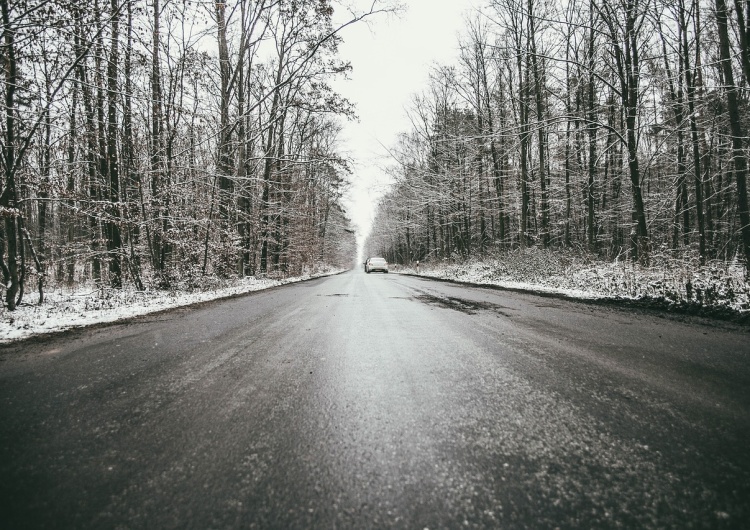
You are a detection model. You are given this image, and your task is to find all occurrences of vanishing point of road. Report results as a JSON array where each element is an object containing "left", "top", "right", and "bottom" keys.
[{"left": 1, "top": 271, "right": 748, "bottom": 529}]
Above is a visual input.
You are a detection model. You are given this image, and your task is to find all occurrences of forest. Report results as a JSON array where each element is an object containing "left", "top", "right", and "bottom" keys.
[
  {"left": 0, "top": 0, "right": 391, "bottom": 311},
  {"left": 365, "top": 0, "right": 750, "bottom": 281}
]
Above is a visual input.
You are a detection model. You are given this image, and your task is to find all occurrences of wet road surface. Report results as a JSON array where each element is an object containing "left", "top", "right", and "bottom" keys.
[{"left": 1, "top": 270, "right": 749, "bottom": 528}]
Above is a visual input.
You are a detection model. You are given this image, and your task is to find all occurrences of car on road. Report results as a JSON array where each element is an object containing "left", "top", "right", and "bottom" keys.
[{"left": 365, "top": 257, "right": 389, "bottom": 273}]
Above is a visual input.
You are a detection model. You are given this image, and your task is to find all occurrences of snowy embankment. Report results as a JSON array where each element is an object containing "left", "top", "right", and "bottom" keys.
[
  {"left": 0, "top": 269, "right": 345, "bottom": 344},
  {"left": 397, "top": 248, "right": 750, "bottom": 322}
]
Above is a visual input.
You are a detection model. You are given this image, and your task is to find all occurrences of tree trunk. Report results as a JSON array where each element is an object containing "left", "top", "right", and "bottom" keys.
[
  {"left": 150, "top": 0, "right": 166, "bottom": 277},
  {"left": 106, "top": 0, "right": 123, "bottom": 287},
  {"left": 1, "top": 0, "right": 20, "bottom": 310},
  {"left": 586, "top": 5, "right": 598, "bottom": 251},
  {"left": 658, "top": 10, "right": 689, "bottom": 251},
  {"left": 679, "top": 1, "right": 706, "bottom": 261},
  {"left": 518, "top": 54, "right": 531, "bottom": 247},
  {"left": 260, "top": 60, "right": 284, "bottom": 274},
  {"left": 65, "top": 63, "right": 78, "bottom": 285},
  {"left": 94, "top": 0, "right": 107, "bottom": 281},
  {"left": 528, "top": 0, "right": 549, "bottom": 247},
  {"left": 716, "top": 0, "right": 750, "bottom": 268},
  {"left": 216, "top": 0, "right": 233, "bottom": 228},
  {"left": 598, "top": 0, "right": 649, "bottom": 261},
  {"left": 74, "top": 6, "right": 102, "bottom": 283}
]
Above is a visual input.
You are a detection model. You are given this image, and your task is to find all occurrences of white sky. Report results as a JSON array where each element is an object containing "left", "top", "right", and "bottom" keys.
[{"left": 332, "top": 0, "right": 481, "bottom": 249}]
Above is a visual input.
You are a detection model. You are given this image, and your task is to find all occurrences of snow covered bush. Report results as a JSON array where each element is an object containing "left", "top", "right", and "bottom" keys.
[{"left": 410, "top": 247, "right": 749, "bottom": 318}]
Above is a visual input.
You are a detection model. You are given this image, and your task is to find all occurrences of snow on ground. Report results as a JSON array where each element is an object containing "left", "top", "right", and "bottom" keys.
[
  {"left": 3, "top": 248, "right": 748, "bottom": 345},
  {"left": 0, "top": 270, "right": 344, "bottom": 344},
  {"left": 394, "top": 247, "right": 750, "bottom": 319}
]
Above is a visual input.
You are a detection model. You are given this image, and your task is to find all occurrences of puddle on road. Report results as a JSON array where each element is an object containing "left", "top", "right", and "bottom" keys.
[{"left": 414, "top": 293, "right": 512, "bottom": 317}]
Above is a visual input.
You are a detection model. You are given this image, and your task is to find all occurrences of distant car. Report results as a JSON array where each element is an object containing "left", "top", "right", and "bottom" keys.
[{"left": 365, "top": 257, "right": 388, "bottom": 273}]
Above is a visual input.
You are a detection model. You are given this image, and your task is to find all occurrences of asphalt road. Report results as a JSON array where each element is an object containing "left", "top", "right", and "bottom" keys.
[{"left": 1, "top": 270, "right": 749, "bottom": 529}]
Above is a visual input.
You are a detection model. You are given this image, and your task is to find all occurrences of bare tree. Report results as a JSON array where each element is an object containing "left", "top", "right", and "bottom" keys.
[{"left": 715, "top": 0, "right": 750, "bottom": 269}]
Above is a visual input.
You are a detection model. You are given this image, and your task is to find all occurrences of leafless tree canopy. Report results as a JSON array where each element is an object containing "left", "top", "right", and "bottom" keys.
[
  {"left": 365, "top": 0, "right": 750, "bottom": 276},
  {"left": 1, "top": 0, "right": 392, "bottom": 309}
]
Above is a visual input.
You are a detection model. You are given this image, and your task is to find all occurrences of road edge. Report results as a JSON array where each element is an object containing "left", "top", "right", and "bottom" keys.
[
  {"left": 397, "top": 272, "right": 750, "bottom": 328},
  {"left": 0, "top": 270, "right": 349, "bottom": 348}
]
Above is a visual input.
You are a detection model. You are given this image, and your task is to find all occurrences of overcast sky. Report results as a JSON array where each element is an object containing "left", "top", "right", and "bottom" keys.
[{"left": 332, "top": 0, "right": 481, "bottom": 249}]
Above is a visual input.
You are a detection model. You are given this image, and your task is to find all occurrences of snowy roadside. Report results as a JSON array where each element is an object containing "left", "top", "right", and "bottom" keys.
[
  {"left": 398, "top": 266, "right": 605, "bottom": 300},
  {"left": 394, "top": 248, "right": 750, "bottom": 322},
  {"left": 0, "top": 269, "right": 345, "bottom": 344}
]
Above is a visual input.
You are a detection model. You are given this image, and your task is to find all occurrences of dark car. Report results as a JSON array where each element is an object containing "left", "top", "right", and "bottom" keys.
[{"left": 365, "top": 257, "right": 389, "bottom": 273}]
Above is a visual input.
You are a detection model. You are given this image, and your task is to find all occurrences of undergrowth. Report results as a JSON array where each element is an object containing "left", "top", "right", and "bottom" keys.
[{"left": 407, "top": 247, "right": 750, "bottom": 321}]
